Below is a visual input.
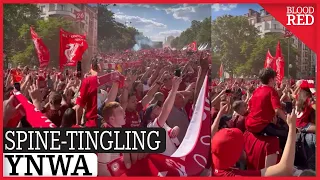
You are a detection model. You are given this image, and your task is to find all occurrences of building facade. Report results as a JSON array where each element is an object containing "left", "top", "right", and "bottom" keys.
[
  {"left": 164, "top": 36, "right": 175, "bottom": 47},
  {"left": 37, "top": 4, "right": 98, "bottom": 72},
  {"left": 246, "top": 9, "right": 316, "bottom": 78}
]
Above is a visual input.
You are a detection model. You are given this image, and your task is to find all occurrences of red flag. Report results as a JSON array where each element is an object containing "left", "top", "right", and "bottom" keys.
[
  {"left": 187, "top": 41, "right": 197, "bottom": 52},
  {"left": 275, "top": 41, "right": 285, "bottom": 85},
  {"left": 106, "top": 75, "right": 211, "bottom": 176},
  {"left": 219, "top": 63, "right": 224, "bottom": 82},
  {"left": 264, "top": 49, "right": 275, "bottom": 70},
  {"left": 10, "top": 69, "right": 23, "bottom": 83},
  {"left": 284, "top": 29, "right": 293, "bottom": 38},
  {"left": 59, "top": 29, "right": 88, "bottom": 70},
  {"left": 30, "top": 27, "right": 50, "bottom": 68}
]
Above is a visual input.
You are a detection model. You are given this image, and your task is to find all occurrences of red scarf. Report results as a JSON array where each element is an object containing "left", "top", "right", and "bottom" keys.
[
  {"left": 10, "top": 91, "right": 57, "bottom": 128},
  {"left": 98, "top": 72, "right": 125, "bottom": 88}
]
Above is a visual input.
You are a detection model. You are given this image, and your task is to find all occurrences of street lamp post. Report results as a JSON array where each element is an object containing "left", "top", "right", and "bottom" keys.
[
  {"left": 288, "top": 64, "right": 292, "bottom": 78},
  {"left": 287, "top": 37, "right": 290, "bottom": 78}
]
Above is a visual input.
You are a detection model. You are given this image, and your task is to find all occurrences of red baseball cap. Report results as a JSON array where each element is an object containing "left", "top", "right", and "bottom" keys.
[{"left": 211, "top": 128, "right": 244, "bottom": 170}]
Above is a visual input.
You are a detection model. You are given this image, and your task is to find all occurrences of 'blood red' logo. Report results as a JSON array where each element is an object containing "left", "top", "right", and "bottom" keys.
[{"left": 286, "top": 6, "right": 314, "bottom": 25}]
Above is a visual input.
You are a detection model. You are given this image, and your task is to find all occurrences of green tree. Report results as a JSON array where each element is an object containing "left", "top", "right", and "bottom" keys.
[
  {"left": 4, "top": 4, "right": 40, "bottom": 67},
  {"left": 12, "top": 17, "right": 74, "bottom": 67},
  {"left": 211, "top": 53, "right": 222, "bottom": 79},
  {"left": 197, "top": 17, "right": 211, "bottom": 43},
  {"left": 171, "top": 17, "right": 211, "bottom": 49},
  {"left": 4, "top": 4, "right": 76, "bottom": 68},
  {"left": 97, "top": 4, "right": 142, "bottom": 51},
  {"left": 211, "top": 15, "right": 258, "bottom": 77},
  {"left": 244, "top": 34, "right": 298, "bottom": 78}
]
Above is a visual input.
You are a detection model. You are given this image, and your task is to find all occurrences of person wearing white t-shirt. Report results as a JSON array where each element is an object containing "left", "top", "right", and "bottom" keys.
[{"left": 147, "top": 76, "right": 182, "bottom": 156}]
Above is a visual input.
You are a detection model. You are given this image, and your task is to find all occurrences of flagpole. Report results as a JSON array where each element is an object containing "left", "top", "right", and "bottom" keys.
[
  {"left": 287, "top": 37, "right": 290, "bottom": 78},
  {"left": 310, "top": 49, "right": 312, "bottom": 77}
]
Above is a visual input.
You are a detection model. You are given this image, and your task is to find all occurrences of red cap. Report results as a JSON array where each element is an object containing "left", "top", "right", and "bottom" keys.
[
  {"left": 299, "top": 80, "right": 316, "bottom": 94},
  {"left": 300, "top": 80, "right": 309, "bottom": 89},
  {"left": 211, "top": 128, "right": 244, "bottom": 170}
]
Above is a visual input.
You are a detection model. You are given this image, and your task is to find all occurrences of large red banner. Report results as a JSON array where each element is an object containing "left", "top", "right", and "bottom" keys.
[
  {"left": 59, "top": 29, "right": 88, "bottom": 70},
  {"left": 30, "top": 27, "right": 50, "bottom": 68}
]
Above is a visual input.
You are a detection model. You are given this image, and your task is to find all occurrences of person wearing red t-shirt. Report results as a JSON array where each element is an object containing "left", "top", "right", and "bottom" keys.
[
  {"left": 245, "top": 68, "right": 287, "bottom": 138},
  {"left": 121, "top": 76, "right": 164, "bottom": 128},
  {"left": 132, "top": 81, "right": 144, "bottom": 102},
  {"left": 74, "top": 58, "right": 98, "bottom": 127},
  {"left": 42, "top": 92, "right": 68, "bottom": 127},
  {"left": 123, "top": 93, "right": 143, "bottom": 128},
  {"left": 99, "top": 101, "right": 126, "bottom": 176},
  {"left": 231, "top": 100, "right": 248, "bottom": 132},
  {"left": 211, "top": 111, "right": 297, "bottom": 177},
  {"left": 102, "top": 101, "right": 126, "bottom": 127},
  {"left": 243, "top": 131, "right": 280, "bottom": 170},
  {"left": 295, "top": 88, "right": 316, "bottom": 133},
  {"left": 60, "top": 108, "right": 76, "bottom": 127},
  {"left": 159, "top": 73, "right": 172, "bottom": 99}
]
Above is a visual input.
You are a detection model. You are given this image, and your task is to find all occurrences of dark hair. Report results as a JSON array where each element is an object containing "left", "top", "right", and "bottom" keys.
[
  {"left": 132, "top": 81, "right": 142, "bottom": 92},
  {"left": 233, "top": 100, "right": 245, "bottom": 112},
  {"left": 20, "top": 116, "right": 32, "bottom": 128},
  {"left": 49, "top": 92, "right": 62, "bottom": 106},
  {"left": 142, "top": 101, "right": 163, "bottom": 127},
  {"left": 60, "top": 108, "right": 76, "bottom": 127},
  {"left": 218, "top": 115, "right": 232, "bottom": 130},
  {"left": 128, "top": 92, "right": 137, "bottom": 99},
  {"left": 259, "top": 68, "right": 277, "bottom": 85},
  {"left": 91, "top": 57, "right": 99, "bottom": 71}
]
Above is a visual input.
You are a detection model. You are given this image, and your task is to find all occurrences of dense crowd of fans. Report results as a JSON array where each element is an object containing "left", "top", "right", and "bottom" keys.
[
  {"left": 3, "top": 49, "right": 316, "bottom": 177},
  {"left": 210, "top": 68, "right": 316, "bottom": 176},
  {"left": 3, "top": 61, "right": 97, "bottom": 128},
  {"left": 97, "top": 49, "right": 211, "bottom": 175}
]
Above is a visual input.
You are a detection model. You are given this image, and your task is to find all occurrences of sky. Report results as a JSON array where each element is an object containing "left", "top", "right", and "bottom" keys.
[
  {"left": 108, "top": 4, "right": 211, "bottom": 42},
  {"left": 211, "top": 4, "right": 262, "bottom": 20},
  {"left": 106, "top": 4, "right": 262, "bottom": 43}
]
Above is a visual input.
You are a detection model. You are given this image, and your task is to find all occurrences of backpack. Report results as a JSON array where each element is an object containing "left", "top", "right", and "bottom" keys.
[{"left": 294, "top": 132, "right": 316, "bottom": 170}]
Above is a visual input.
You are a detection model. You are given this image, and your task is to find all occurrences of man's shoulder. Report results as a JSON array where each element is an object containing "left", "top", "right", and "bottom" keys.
[{"left": 85, "top": 75, "right": 97, "bottom": 82}]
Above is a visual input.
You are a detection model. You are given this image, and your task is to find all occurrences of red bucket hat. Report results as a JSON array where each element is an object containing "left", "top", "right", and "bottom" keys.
[{"left": 211, "top": 128, "right": 244, "bottom": 170}]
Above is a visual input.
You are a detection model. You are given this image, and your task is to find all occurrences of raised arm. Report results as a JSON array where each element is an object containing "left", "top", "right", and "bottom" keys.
[
  {"left": 157, "top": 77, "right": 182, "bottom": 127},
  {"left": 261, "top": 111, "right": 297, "bottom": 176},
  {"left": 104, "top": 82, "right": 119, "bottom": 104},
  {"left": 28, "top": 84, "right": 45, "bottom": 111},
  {"left": 120, "top": 77, "right": 134, "bottom": 111},
  {"left": 140, "top": 67, "right": 153, "bottom": 83},
  {"left": 141, "top": 81, "right": 162, "bottom": 107},
  {"left": 211, "top": 88, "right": 226, "bottom": 105},
  {"left": 211, "top": 104, "right": 228, "bottom": 136},
  {"left": 193, "top": 53, "right": 209, "bottom": 104}
]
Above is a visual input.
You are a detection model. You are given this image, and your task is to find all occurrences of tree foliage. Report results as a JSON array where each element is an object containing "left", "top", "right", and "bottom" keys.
[
  {"left": 170, "top": 17, "right": 211, "bottom": 49},
  {"left": 211, "top": 15, "right": 258, "bottom": 76},
  {"left": 211, "top": 15, "right": 298, "bottom": 78},
  {"left": 98, "top": 4, "right": 149, "bottom": 52},
  {"left": 244, "top": 34, "right": 298, "bottom": 78},
  {"left": 4, "top": 4, "right": 76, "bottom": 67}
]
